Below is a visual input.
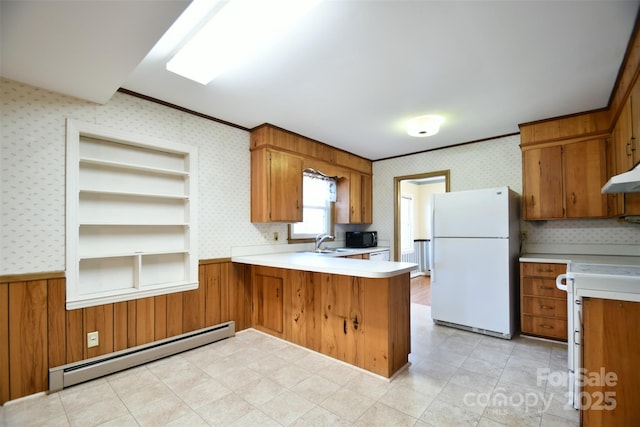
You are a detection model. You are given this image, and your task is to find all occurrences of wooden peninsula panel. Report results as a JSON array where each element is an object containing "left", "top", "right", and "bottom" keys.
[{"left": 248, "top": 264, "right": 411, "bottom": 378}]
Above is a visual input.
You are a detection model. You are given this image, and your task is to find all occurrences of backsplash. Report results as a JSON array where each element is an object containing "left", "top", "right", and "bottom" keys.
[{"left": 372, "top": 135, "right": 640, "bottom": 256}]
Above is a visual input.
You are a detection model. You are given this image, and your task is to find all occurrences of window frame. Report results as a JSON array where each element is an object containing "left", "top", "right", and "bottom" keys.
[{"left": 288, "top": 172, "right": 336, "bottom": 243}]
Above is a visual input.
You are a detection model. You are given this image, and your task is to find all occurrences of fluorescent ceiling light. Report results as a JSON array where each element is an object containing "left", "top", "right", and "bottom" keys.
[
  {"left": 407, "top": 115, "right": 444, "bottom": 137},
  {"left": 167, "top": 0, "right": 322, "bottom": 84}
]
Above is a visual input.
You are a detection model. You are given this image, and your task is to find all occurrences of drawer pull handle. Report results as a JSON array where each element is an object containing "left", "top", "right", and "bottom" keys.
[
  {"left": 539, "top": 324, "right": 553, "bottom": 329},
  {"left": 540, "top": 305, "right": 553, "bottom": 310},
  {"left": 538, "top": 286, "right": 553, "bottom": 290}
]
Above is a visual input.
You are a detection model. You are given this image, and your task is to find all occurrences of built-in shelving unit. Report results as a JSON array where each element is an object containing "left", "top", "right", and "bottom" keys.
[{"left": 66, "top": 120, "right": 198, "bottom": 309}]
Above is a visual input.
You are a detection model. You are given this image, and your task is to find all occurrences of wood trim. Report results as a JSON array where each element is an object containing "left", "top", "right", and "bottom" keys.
[
  {"left": 8, "top": 280, "right": 48, "bottom": 400},
  {"left": 0, "top": 271, "right": 65, "bottom": 283},
  {"left": 0, "top": 282, "right": 9, "bottom": 405},
  {"left": 251, "top": 122, "right": 372, "bottom": 163},
  {"left": 47, "top": 278, "right": 66, "bottom": 368},
  {"left": 199, "top": 258, "right": 232, "bottom": 265},
  {"left": 375, "top": 132, "right": 520, "bottom": 162},
  {"left": 154, "top": 295, "right": 167, "bottom": 341},
  {"left": 0, "top": 262, "right": 250, "bottom": 404},
  {"left": 117, "top": 88, "right": 250, "bottom": 132},
  {"left": 518, "top": 108, "right": 610, "bottom": 128},
  {"left": 113, "top": 302, "right": 128, "bottom": 352}
]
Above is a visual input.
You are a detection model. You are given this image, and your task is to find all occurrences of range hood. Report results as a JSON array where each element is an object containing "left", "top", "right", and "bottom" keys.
[{"left": 601, "top": 163, "right": 640, "bottom": 193}]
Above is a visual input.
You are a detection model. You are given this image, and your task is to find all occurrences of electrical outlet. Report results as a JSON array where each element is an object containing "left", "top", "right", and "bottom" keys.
[
  {"left": 273, "top": 232, "right": 279, "bottom": 241},
  {"left": 521, "top": 231, "right": 528, "bottom": 241},
  {"left": 87, "top": 331, "right": 99, "bottom": 348}
]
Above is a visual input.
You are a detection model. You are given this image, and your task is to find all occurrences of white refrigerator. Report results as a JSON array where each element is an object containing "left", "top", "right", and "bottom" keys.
[{"left": 429, "top": 186, "right": 519, "bottom": 339}]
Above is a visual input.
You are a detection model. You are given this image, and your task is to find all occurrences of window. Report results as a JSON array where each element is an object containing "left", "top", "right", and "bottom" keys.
[
  {"left": 401, "top": 194, "right": 413, "bottom": 253},
  {"left": 289, "top": 171, "right": 335, "bottom": 240}
]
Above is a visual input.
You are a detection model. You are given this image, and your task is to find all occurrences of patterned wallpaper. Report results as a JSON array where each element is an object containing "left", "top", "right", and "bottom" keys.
[
  {"left": 2, "top": 77, "right": 638, "bottom": 274},
  {"left": 0, "top": 78, "right": 290, "bottom": 274},
  {"left": 372, "top": 135, "right": 640, "bottom": 255}
]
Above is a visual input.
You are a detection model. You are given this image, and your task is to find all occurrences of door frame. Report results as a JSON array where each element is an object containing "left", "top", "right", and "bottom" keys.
[{"left": 393, "top": 170, "right": 450, "bottom": 261}]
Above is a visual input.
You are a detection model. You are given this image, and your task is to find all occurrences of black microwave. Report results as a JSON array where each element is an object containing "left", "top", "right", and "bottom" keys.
[{"left": 345, "top": 231, "right": 377, "bottom": 248}]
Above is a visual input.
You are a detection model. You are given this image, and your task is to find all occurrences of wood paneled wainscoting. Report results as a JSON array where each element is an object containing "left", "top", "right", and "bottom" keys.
[{"left": 0, "top": 260, "right": 251, "bottom": 405}]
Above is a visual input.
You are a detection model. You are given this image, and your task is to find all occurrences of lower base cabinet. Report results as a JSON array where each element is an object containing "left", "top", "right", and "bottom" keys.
[
  {"left": 249, "top": 265, "right": 410, "bottom": 378},
  {"left": 582, "top": 298, "right": 640, "bottom": 426}
]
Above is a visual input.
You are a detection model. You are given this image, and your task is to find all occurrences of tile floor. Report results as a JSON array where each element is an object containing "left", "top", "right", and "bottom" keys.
[{"left": 1, "top": 304, "right": 579, "bottom": 426}]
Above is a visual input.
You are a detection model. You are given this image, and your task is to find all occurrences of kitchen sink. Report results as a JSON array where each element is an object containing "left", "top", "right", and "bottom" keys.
[{"left": 300, "top": 248, "right": 356, "bottom": 255}]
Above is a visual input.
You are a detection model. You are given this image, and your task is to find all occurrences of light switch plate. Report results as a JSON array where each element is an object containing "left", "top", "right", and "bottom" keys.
[{"left": 87, "top": 331, "right": 99, "bottom": 348}]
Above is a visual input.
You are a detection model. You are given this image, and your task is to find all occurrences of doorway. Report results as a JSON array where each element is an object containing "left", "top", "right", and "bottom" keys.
[{"left": 394, "top": 170, "right": 449, "bottom": 306}]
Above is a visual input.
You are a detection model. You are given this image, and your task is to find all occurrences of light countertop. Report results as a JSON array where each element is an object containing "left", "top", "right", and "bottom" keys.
[
  {"left": 520, "top": 253, "right": 640, "bottom": 266},
  {"left": 231, "top": 252, "right": 416, "bottom": 279}
]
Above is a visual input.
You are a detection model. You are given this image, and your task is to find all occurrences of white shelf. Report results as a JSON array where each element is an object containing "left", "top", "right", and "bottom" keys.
[
  {"left": 79, "top": 222, "right": 189, "bottom": 226},
  {"left": 79, "top": 189, "right": 189, "bottom": 200},
  {"left": 67, "top": 119, "right": 198, "bottom": 309},
  {"left": 79, "top": 250, "right": 189, "bottom": 260},
  {"left": 80, "top": 156, "right": 189, "bottom": 176}
]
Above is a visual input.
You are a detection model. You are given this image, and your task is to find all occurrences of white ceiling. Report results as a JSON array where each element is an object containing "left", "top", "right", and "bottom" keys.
[{"left": 2, "top": 1, "right": 639, "bottom": 160}]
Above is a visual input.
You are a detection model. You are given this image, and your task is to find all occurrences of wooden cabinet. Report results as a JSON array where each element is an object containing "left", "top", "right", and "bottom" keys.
[
  {"left": 522, "top": 139, "right": 608, "bottom": 220},
  {"left": 522, "top": 146, "right": 564, "bottom": 219},
  {"left": 251, "top": 148, "right": 303, "bottom": 222},
  {"left": 318, "top": 273, "right": 365, "bottom": 368},
  {"left": 520, "top": 262, "right": 568, "bottom": 341},
  {"left": 336, "top": 172, "right": 373, "bottom": 224},
  {"left": 247, "top": 265, "right": 410, "bottom": 377},
  {"left": 252, "top": 266, "right": 284, "bottom": 335},
  {"left": 564, "top": 139, "right": 608, "bottom": 218},
  {"left": 250, "top": 124, "right": 373, "bottom": 224},
  {"left": 582, "top": 298, "right": 640, "bottom": 426},
  {"left": 609, "top": 85, "right": 640, "bottom": 216}
]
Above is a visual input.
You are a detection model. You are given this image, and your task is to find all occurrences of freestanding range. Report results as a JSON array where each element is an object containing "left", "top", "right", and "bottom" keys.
[{"left": 429, "top": 186, "right": 520, "bottom": 339}]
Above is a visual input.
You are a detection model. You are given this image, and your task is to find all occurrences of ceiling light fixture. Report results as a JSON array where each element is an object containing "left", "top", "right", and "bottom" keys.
[
  {"left": 166, "top": 0, "right": 322, "bottom": 84},
  {"left": 407, "top": 115, "right": 444, "bottom": 137}
]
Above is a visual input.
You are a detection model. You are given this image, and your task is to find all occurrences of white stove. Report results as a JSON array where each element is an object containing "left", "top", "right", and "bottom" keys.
[{"left": 556, "top": 258, "right": 640, "bottom": 409}]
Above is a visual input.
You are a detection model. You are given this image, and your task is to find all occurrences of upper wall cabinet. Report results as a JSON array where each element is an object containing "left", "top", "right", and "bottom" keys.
[
  {"left": 250, "top": 124, "right": 372, "bottom": 224},
  {"left": 522, "top": 145, "right": 564, "bottom": 220},
  {"left": 251, "top": 148, "right": 303, "bottom": 222},
  {"left": 520, "top": 112, "right": 610, "bottom": 220},
  {"left": 336, "top": 172, "right": 372, "bottom": 224},
  {"left": 66, "top": 120, "right": 198, "bottom": 309},
  {"left": 610, "top": 82, "right": 640, "bottom": 216}
]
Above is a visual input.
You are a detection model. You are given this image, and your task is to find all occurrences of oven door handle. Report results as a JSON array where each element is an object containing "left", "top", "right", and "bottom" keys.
[{"left": 556, "top": 274, "right": 570, "bottom": 291}]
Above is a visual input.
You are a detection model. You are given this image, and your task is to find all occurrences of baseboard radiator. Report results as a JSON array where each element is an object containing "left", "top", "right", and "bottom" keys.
[
  {"left": 401, "top": 240, "right": 430, "bottom": 278},
  {"left": 49, "top": 320, "right": 235, "bottom": 392}
]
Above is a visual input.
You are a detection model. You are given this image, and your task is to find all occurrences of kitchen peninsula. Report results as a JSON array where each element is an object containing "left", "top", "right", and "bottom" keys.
[{"left": 232, "top": 253, "right": 416, "bottom": 378}]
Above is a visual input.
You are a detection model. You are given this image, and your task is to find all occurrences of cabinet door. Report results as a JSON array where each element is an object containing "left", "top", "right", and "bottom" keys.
[
  {"left": 611, "top": 98, "right": 640, "bottom": 216},
  {"left": 615, "top": 98, "right": 634, "bottom": 174},
  {"left": 253, "top": 268, "right": 283, "bottom": 335},
  {"left": 349, "top": 172, "right": 363, "bottom": 223},
  {"left": 582, "top": 298, "right": 640, "bottom": 426},
  {"left": 522, "top": 146, "right": 564, "bottom": 219},
  {"left": 319, "top": 274, "right": 364, "bottom": 367},
  {"left": 564, "top": 139, "right": 608, "bottom": 218},
  {"left": 360, "top": 173, "right": 372, "bottom": 224},
  {"left": 336, "top": 172, "right": 373, "bottom": 224},
  {"left": 267, "top": 150, "right": 303, "bottom": 222}
]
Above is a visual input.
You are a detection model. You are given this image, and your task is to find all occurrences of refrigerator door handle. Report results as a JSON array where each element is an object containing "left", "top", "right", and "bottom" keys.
[{"left": 429, "top": 238, "right": 435, "bottom": 283}]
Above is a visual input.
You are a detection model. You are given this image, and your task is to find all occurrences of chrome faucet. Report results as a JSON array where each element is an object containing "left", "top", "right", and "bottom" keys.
[{"left": 315, "top": 233, "right": 334, "bottom": 251}]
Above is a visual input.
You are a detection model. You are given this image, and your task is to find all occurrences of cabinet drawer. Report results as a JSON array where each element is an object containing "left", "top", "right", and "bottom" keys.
[
  {"left": 521, "top": 262, "right": 566, "bottom": 278},
  {"left": 522, "top": 277, "right": 567, "bottom": 299},
  {"left": 521, "top": 315, "right": 567, "bottom": 340},
  {"left": 522, "top": 296, "right": 567, "bottom": 319}
]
